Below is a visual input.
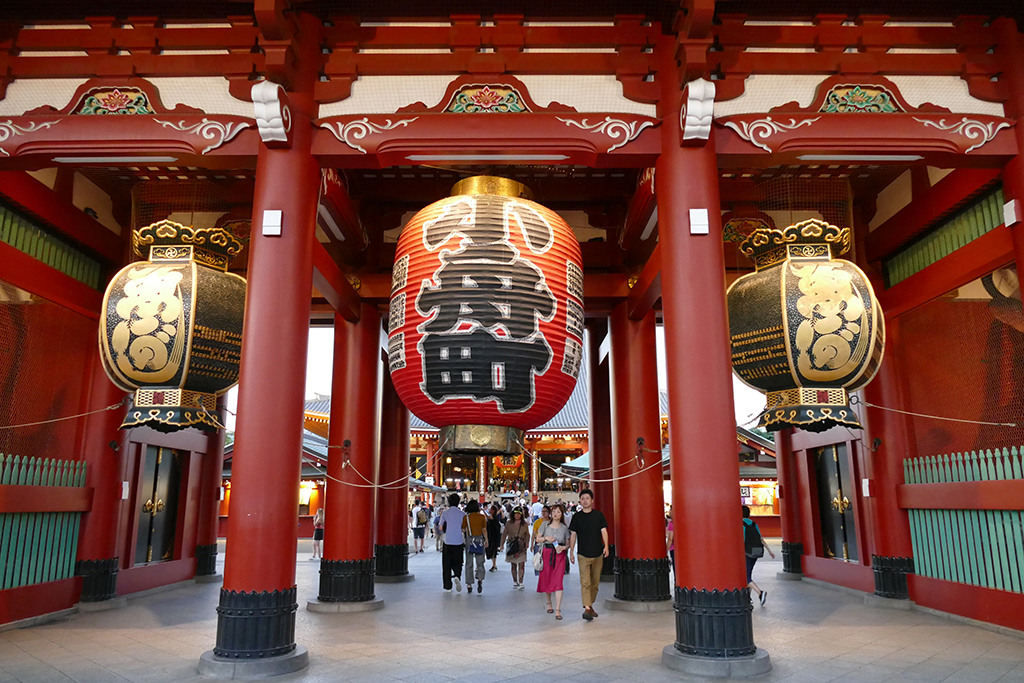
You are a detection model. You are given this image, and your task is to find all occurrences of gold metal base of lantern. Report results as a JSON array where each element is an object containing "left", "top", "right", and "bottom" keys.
[
  {"left": 760, "top": 387, "right": 862, "bottom": 433},
  {"left": 450, "top": 175, "right": 534, "bottom": 200},
  {"left": 122, "top": 388, "right": 223, "bottom": 432},
  {"left": 438, "top": 424, "right": 526, "bottom": 456}
]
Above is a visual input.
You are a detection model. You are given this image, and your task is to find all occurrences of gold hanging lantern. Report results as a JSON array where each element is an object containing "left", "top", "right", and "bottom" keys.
[
  {"left": 99, "top": 220, "right": 246, "bottom": 432},
  {"left": 727, "top": 219, "right": 884, "bottom": 432}
]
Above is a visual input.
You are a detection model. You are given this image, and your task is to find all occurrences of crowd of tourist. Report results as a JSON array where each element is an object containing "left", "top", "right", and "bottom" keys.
[{"left": 410, "top": 490, "right": 608, "bottom": 621}]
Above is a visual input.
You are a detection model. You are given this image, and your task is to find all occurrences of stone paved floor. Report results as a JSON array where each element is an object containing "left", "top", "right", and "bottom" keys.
[{"left": 1, "top": 540, "right": 1023, "bottom": 683}]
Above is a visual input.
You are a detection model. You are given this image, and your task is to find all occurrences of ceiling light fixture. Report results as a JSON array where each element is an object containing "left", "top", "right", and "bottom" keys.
[
  {"left": 796, "top": 154, "right": 924, "bottom": 162},
  {"left": 406, "top": 154, "right": 570, "bottom": 162},
  {"left": 52, "top": 156, "right": 180, "bottom": 164}
]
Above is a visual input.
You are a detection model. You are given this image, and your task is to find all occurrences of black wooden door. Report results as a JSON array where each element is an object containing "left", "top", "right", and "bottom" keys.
[
  {"left": 135, "top": 446, "right": 182, "bottom": 565},
  {"left": 814, "top": 444, "right": 857, "bottom": 562}
]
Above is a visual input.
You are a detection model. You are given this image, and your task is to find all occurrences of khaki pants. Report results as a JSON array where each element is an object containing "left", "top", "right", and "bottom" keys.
[{"left": 577, "top": 554, "right": 603, "bottom": 608}]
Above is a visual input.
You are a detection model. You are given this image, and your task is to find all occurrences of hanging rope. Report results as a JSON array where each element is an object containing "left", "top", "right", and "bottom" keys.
[
  {"left": 851, "top": 396, "right": 1020, "bottom": 428},
  {"left": 0, "top": 398, "right": 129, "bottom": 431}
]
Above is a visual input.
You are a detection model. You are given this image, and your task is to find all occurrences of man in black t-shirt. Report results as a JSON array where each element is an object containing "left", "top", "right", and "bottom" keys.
[{"left": 568, "top": 489, "right": 608, "bottom": 621}]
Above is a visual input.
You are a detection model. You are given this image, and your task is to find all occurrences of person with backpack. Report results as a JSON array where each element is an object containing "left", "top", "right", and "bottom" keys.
[
  {"left": 743, "top": 505, "right": 775, "bottom": 605},
  {"left": 461, "top": 500, "right": 489, "bottom": 593},
  {"left": 411, "top": 498, "right": 428, "bottom": 554}
]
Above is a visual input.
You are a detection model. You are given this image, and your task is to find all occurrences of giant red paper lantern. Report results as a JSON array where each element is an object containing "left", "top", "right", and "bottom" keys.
[{"left": 388, "top": 176, "right": 584, "bottom": 454}]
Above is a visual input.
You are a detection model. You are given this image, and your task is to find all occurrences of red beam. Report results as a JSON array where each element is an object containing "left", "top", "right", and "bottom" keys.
[
  {"left": 627, "top": 243, "right": 661, "bottom": 320},
  {"left": 311, "top": 241, "right": 361, "bottom": 323},
  {"left": 867, "top": 168, "right": 1002, "bottom": 263},
  {"left": 0, "top": 241, "right": 103, "bottom": 319},
  {"left": 0, "top": 577, "right": 81, "bottom": 626},
  {"left": 879, "top": 225, "right": 1013, "bottom": 318},
  {"left": 0, "top": 485, "right": 94, "bottom": 513},
  {"left": 0, "top": 171, "right": 123, "bottom": 264},
  {"left": 897, "top": 480, "right": 1024, "bottom": 511},
  {"left": 711, "top": 51, "right": 993, "bottom": 77},
  {"left": 909, "top": 573, "right": 1024, "bottom": 633}
]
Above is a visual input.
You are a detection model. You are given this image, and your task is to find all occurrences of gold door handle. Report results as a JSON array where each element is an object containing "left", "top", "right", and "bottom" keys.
[
  {"left": 831, "top": 489, "right": 851, "bottom": 514},
  {"left": 156, "top": 499, "right": 165, "bottom": 513},
  {"left": 143, "top": 499, "right": 154, "bottom": 513}
]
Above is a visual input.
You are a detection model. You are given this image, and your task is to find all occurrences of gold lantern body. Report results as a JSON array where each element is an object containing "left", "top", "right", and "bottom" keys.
[
  {"left": 727, "top": 219, "right": 884, "bottom": 432},
  {"left": 99, "top": 221, "right": 246, "bottom": 432}
]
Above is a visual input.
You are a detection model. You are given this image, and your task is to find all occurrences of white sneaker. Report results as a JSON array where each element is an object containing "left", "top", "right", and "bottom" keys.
[{"left": 454, "top": 577, "right": 462, "bottom": 592}]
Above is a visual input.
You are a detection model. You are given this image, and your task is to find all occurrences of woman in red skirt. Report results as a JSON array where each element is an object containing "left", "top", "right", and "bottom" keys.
[{"left": 535, "top": 503, "right": 571, "bottom": 619}]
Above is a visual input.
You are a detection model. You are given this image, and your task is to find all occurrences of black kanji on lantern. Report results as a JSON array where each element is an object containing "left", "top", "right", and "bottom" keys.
[{"left": 416, "top": 195, "right": 556, "bottom": 413}]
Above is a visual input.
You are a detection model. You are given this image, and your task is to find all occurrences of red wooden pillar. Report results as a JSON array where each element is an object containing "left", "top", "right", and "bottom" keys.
[
  {"left": 862, "top": 317, "right": 917, "bottom": 598},
  {"left": 75, "top": 351, "right": 128, "bottom": 603},
  {"left": 375, "top": 368, "right": 412, "bottom": 581},
  {"left": 657, "top": 40, "right": 767, "bottom": 672},
  {"left": 995, "top": 20, "right": 1024, "bottom": 267},
  {"left": 586, "top": 319, "right": 615, "bottom": 578},
  {"left": 315, "top": 305, "right": 382, "bottom": 609},
  {"left": 195, "top": 396, "right": 227, "bottom": 580},
  {"left": 773, "top": 429, "right": 804, "bottom": 577},
  {"left": 608, "top": 303, "right": 669, "bottom": 603},
  {"left": 206, "top": 31, "right": 320, "bottom": 669}
]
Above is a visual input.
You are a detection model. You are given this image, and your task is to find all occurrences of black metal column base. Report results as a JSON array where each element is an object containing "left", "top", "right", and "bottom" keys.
[
  {"left": 199, "top": 646, "right": 308, "bottom": 680},
  {"left": 318, "top": 558, "right": 375, "bottom": 602},
  {"left": 872, "top": 555, "right": 914, "bottom": 599},
  {"left": 75, "top": 557, "right": 119, "bottom": 603},
  {"left": 663, "top": 644, "right": 772, "bottom": 678},
  {"left": 374, "top": 544, "right": 409, "bottom": 577},
  {"left": 673, "top": 586, "right": 758, "bottom": 659},
  {"left": 781, "top": 541, "right": 803, "bottom": 575},
  {"left": 214, "top": 587, "right": 298, "bottom": 660},
  {"left": 196, "top": 544, "right": 218, "bottom": 577},
  {"left": 613, "top": 557, "right": 671, "bottom": 602}
]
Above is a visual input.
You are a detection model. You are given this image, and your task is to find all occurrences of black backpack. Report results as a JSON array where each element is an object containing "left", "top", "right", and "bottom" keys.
[{"left": 744, "top": 521, "right": 764, "bottom": 559}]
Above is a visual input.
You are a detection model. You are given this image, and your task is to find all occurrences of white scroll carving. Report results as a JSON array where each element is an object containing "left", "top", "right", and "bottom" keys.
[
  {"left": 0, "top": 119, "right": 59, "bottom": 156},
  {"left": 153, "top": 117, "right": 252, "bottom": 154},
  {"left": 913, "top": 116, "right": 1013, "bottom": 153},
  {"left": 722, "top": 116, "right": 820, "bottom": 153},
  {"left": 681, "top": 79, "right": 715, "bottom": 142},
  {"left": 251, "top": 81, "right": 291, "bottom": 145},
  {"left": 554, "top": 116, "right": 656, "bottom": 152},
  {"left": 319, "top": 117, "right": 419, "bottom": 154}
]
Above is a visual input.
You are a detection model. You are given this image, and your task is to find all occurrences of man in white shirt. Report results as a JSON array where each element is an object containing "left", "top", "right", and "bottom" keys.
[
  {"left": 439, "top": 493, "right": 467, "bottom": 592},
  {"left": 530, "top": 499, "right": 543, "bottom": 523}
]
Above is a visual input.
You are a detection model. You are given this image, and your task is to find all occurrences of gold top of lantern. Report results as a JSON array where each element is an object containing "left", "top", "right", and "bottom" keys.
[
  {"left": 739, "top": 218, "right": 852, "bottom": 271},
  {"left": 132, "top": 220, "right": 243, "bottom": 271},
  {"left": 451, "top": 175, "right": 534, "bottom": 200}
]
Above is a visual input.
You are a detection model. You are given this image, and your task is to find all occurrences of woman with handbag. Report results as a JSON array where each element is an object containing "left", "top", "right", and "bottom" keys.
[
  {"left": 500, "top": 507, "right": 531, "bottom": 589},
  {"left": 535, "top": 503, "right": 570, "bottom": 619}
]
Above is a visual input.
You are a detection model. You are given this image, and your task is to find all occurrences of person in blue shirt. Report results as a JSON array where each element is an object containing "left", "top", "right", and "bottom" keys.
[{"left": 743, "top": 505, "right": 775, "bottom": 605}]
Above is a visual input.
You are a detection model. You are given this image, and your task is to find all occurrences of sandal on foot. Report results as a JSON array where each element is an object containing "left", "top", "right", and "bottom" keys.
[
  {"left": 555, "top": 610, "right": 562, "bottom": 620},
  {"left": 546, "top": 605, "right": 554, "bottom": 613}
]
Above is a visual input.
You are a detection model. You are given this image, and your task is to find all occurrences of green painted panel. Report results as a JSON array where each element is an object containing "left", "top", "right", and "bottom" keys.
[
  {"left": 883, "top": 184, "right": 1005, "bottom": 287},
  {"left": 0, "top": 199, "right": 103, "bottom": 289}
]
